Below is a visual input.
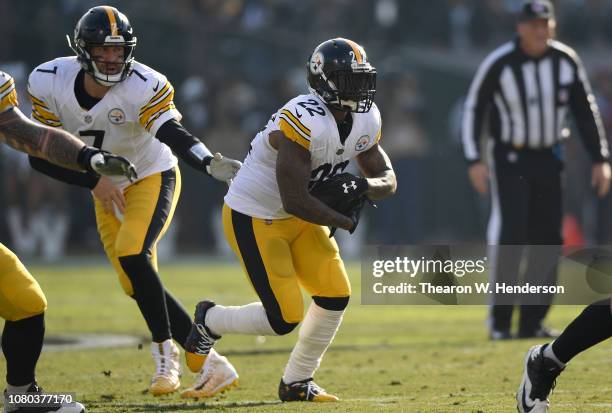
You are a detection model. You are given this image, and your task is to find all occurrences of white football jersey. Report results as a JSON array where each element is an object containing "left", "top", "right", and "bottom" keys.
[
  {"left": 27, "top": 57, "right": 179, "bottom": 190},
  {"left": 225, "top": 93, "right": 381, "bottom": 219},
  {"left": 0, "top": 71, "right": 18, "bottom": 114}
]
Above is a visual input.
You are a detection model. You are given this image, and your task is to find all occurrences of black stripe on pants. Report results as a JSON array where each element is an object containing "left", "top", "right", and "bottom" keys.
[
  {"left": 120, "top": 168, "right": 186, "bottom": 343},
  {"left": 231, "top": 209, "right": 298, "bottom": 335},
  {"left": 142, "top": 169, "right": 177, "bottom": 254}
]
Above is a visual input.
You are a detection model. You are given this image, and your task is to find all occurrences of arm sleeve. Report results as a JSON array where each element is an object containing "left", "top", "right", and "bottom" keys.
[
  {"left": 29, "top": 156, "right": 100, "bottom": 189},
  {"left": 569, "top": 55, "right": 610, "bottom": 162},
  {"left": 461, "top": 54, "right": 500, "bottom": 163},
  {"left": 156, "top": 119, "right": 212, "bottom": 172}
]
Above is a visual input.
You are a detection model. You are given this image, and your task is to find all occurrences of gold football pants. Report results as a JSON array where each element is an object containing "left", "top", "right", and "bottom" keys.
[
  {"left": 95, "top": 167, "right": 181, "bottom": 295},
  {"left": 222, "top": 204, "right": 350, "bottom": 334},
  {"left": 0, "top": 243, "right": 47, "bottom": 321}
]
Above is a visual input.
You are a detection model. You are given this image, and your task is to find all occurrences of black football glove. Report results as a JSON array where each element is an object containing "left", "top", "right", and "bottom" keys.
[
  {"left": 78, "top": 146, "right": 138, "bottom": 183},
  {"left": 309, "top": 172, "right": 374, "bottom": 237}
]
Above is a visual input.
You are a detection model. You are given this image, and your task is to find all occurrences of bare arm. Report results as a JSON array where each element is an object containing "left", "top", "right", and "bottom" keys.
[
  {"left": 356, "top": 143, "right": 396, "bottom": 200},
  {"left": 272, "top": 130, "right": 354, "bottom": 230},
  {"left": 0, "top": 107, "right": 86, "bottom": 171}
]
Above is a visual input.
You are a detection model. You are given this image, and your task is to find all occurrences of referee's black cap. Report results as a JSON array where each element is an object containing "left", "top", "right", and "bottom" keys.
[{"left": 518, "top": 0, "right": 555, "bottom": 22}]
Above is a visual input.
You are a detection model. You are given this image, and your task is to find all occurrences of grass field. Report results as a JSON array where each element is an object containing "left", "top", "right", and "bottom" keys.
[{"left": 1, "top": 259, "right": 611, "bottom": 412}]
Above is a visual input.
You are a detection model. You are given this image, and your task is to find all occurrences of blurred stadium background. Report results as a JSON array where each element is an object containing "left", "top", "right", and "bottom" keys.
[{"left": 1, "top": 0, "right": 612, "bottom": 262}]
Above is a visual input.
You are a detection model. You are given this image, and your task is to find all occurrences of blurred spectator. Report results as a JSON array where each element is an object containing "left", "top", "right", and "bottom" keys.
[
  {"left": 3, "top": 148, "right": 70, "bottom": 261},
  {"left": 370, "top": 73, "right": 428, "bottom": 244},
  {"left": 594, "top": 69, "right": 612, "bottom": 243},
  {"left": 448, "top": 0, "right": 474, "bottom": 52},
  {"left": 558, "top": 0, "right": 612, "bottom": 48}
]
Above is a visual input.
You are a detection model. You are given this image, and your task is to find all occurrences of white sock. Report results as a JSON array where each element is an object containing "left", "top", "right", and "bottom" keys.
[
  {"left": 282, "top": 302, "right": 344, "bottom": 384},
  {"left": 6, "top": 382, "right": 33, "bottom": 412},
  {"left": 543, "top": 342, "right": 565, "bottom": 368},
  {"left": 6, "top": 382, "right": 32, "bottom": 393},
  {"left": 205, "top": 302, "right": 276, "bottom": 336}
]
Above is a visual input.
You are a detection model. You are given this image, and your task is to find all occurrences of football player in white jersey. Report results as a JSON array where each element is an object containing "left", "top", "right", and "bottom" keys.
[
  {"left": 27, "top": 6, "right": 239, "bottom": 397},
  {"left": 0, "top": 70, "right": 136, "bottom": 413},
  {"left": 184, "top": 38, "right": 397, "bottom": 401}
]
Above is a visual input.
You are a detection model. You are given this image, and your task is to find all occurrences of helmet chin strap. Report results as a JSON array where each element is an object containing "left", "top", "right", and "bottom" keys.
[
  {"left": 308, "top": 77, "right": 360, "bottom": 112},
  {"left": 74, "top": 42, "right": 131, "bottom": 87},
  {"left": 339, "top": 99, "right": 358, "bottom": 111},
  {"left": 90, "top": 60, "right": 125, "bottom": 86}
]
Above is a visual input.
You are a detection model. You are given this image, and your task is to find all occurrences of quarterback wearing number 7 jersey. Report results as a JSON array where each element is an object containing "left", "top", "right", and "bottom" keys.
[
  {"left": 184, "top": 38, "right": 397, "bottom": 401},
  {"left": 27, "top": 5, "right": 240, "bottom": 398}
]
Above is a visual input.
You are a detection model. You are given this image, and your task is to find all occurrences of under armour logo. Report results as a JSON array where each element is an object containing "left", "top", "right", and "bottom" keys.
[{"left": 342, "top": 181, "right": 357, "bottom": 193}]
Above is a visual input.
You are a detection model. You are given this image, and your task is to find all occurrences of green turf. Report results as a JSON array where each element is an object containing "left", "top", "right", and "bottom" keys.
[{"left": 1, "top": 260, "right": 610, "bottom": 412}]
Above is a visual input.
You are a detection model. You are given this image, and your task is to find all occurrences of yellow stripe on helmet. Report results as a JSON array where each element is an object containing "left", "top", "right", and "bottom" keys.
[
  {"left": 343, "top": 38, "right": 364, "bottom": 64},
  {"left": 104, "top": 6, "right": 118, "bottom": 36}
]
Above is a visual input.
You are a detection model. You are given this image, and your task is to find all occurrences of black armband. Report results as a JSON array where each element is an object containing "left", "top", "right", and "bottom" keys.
[
  {"left": 29, "top": 156, "right": 100, "bottom": 189},
  {"left": 156, "top": 119, "right": 213, "bottom": 173}
]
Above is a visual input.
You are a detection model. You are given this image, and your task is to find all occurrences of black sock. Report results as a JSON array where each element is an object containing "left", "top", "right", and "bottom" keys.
[
  {"left": 552, "top": 298, "right": 612, "bottom": 364},
  {"left": 2, "top": 313, "right": 44, "bottom": 386},
  {"left": 119, "top": 253, "right": 171, "bottom": 343},
  {"left": 164, "top": 289, "right": 192, "bottom": 348}
]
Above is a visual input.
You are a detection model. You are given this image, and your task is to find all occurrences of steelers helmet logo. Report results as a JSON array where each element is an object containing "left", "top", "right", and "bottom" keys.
[
  {"left": 355, "top": 135, "right": 370, "bottom": 151},
  {"left": 310, "top": 52, "right": 324, "bottom": 75},
  {"left": 108, "top": 108, "right": 126, "bottom": 124}
]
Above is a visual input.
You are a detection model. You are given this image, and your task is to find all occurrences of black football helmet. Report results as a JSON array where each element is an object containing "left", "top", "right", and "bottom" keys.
[
  {"left": 68, "top": 6, "right": 137, "bottom": 86},
  {"left": 307, "top": 38, "right": 376, "bottom": 113}
]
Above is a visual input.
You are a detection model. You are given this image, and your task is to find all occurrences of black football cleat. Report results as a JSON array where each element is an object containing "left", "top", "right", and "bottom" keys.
[
  {"left": 4, "top": 382, "right": 85, "bottom": 412},
  {"left": 279, "top": 378, "right": 339, "bottom": 402},
  {"left": 517, "top": 344, "right": 564, "bottom": 413},
  {"left": 184, "top": 300, "right": 220, "bottom": 373}
]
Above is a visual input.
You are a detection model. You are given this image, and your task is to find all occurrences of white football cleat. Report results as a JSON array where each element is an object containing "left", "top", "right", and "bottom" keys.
[
  {"left": 149, "top": 339, "right": 181, "bottom": 396},
  {"left": 517, "top": 344, "right": 564, "bottom": 413},
  {"left": 181, "top": 348, "right": 238, "bottom": 398}
]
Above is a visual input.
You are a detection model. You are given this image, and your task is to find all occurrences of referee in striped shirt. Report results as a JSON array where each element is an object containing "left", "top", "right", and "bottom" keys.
[{"left": 462, "top": 0, "right": 611, "bottom": 340}]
